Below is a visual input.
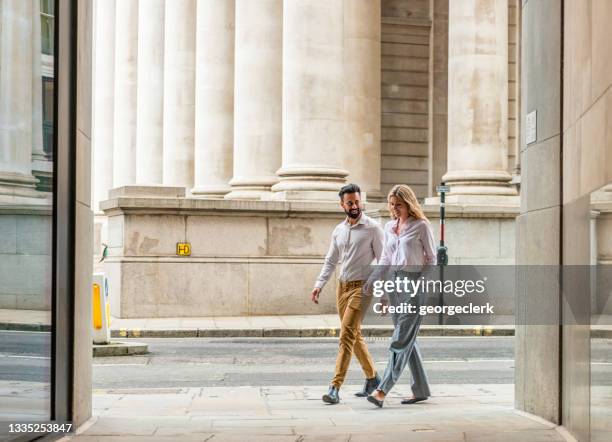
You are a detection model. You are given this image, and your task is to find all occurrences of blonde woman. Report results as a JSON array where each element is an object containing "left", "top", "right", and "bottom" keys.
[{"left": 366, "top": 184, "right": 436, "bottom": 408}]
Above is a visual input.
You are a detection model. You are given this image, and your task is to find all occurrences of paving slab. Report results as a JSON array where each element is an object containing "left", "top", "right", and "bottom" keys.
[{"left": 55, "top": 384, "right": 570, "bottom": 441}]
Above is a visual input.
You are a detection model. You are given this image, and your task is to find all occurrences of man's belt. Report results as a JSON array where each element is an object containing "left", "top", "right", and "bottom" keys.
[{"left": 338, "top": 280, "right": 365, "bottom": 289}]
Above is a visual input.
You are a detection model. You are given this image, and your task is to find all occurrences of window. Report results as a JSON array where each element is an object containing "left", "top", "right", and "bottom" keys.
[
  {"left": 43, "top": 77, "right": 54, "bottom": 157},
  {"left": 41, "top": 0, "right": 55, "bottom": 56}
]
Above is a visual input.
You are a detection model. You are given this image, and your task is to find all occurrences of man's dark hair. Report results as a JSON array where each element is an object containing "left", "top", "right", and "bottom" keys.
[{"left": 339, "top": 183, "right": 361, "bottom": 200}]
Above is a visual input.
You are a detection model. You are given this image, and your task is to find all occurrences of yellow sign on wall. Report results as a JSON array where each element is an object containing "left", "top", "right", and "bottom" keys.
[{"left": 177, "top": 243, "right": 191, "bottom": 256}]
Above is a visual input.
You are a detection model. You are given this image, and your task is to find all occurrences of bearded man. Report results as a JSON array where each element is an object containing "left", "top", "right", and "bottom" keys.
[{"left": 310, "top": 183, "right": 383, "bottom": 404}]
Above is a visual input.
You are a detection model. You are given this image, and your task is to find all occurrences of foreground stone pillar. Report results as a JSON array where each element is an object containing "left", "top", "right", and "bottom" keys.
[
  {"left": 92, "top": 0, "right": 116, "bottom": 209},
  {"left": 342, "top": 0, "right": 382, "bottom": 202},
  {"left": 225, "top": 0, "right": 282, "bottom": 200},
  {"left": 272, "top": 0, "right": 348, "bottom": 201},
  {"left": 443, "top": 0, "right": 516, "bottom": 202},
  {"left": 191, "top": 0, "right": 235, "bottom": 198},
  {"left": 0, "top": 0, "right": 40, "bottom": 201},
  {"left": 136, "top": 0, "right": 164, "bottom": 185},
  {"left": 163, "top": 0, "right": 196, "bottom": 190},
  {"left": 113, "top": 0, "right": 138, "bottom": 187}
]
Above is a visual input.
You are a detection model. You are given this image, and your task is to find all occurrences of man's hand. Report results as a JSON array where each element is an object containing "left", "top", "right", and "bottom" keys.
[
  {"left": 311, "top": 287, "right": 321, "bottom": 304},
  {"left": 379, "top": 295, "right": 389, "bottom": 316}
]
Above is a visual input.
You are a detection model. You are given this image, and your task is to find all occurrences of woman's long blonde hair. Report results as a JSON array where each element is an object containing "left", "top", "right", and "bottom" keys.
[{"left": 387, "top": 184, "right": 427, "bottom": 221}]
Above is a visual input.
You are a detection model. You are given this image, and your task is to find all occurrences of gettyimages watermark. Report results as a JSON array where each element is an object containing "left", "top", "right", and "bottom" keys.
[
  {"left": 358, "top": 265, "right": 612, "bottom": 326},
  {"left": 370, "top": 273, "right": 492, "bottom": 316}
]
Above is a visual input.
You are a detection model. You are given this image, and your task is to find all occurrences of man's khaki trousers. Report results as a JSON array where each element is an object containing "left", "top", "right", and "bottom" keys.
[{"left": 331, "top": 280, "right": 376, "bottom": 388}]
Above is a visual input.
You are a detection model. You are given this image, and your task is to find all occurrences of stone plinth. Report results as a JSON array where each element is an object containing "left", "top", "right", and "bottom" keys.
[
  {"left": 100, "top": 196, "right": 383, "bottom": 318},
  {"left": 108, "top": 185, "right": 186, "bottom": 199},
  {"left": 99, "top": 191, "right": 517, "bottom": 318},
  {"left": 370, "top": 204, "right": 518, "bottom": 266},
  {"left": 369, "top": 203, "right": 517, "bottom": 317}
]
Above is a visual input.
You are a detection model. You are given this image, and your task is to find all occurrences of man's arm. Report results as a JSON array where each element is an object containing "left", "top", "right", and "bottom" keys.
[
  {"left": 314, "top": 230, "right": 340, "bottom": 290},
  {"left": 365, "top": 225, "right": 389, "bottom": 294},
  {"left": 311, "top": 230, "right": 340, "bottom": 303}
]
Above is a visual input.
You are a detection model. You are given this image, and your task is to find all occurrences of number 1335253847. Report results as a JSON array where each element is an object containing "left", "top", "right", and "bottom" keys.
[{"left": 9, "top": 423, "right": 73, "bottom": 434}]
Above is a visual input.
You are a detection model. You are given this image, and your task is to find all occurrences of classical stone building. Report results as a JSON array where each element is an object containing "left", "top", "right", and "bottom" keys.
[
  {"left": 91, "top": 0, "right": 523, "bottom": 318},
  {"left": 1, "top": 1, "right": 611, "bottom": 439}
]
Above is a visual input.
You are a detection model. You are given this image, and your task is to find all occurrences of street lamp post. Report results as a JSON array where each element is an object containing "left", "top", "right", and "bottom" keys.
[{"left": 436, "top": 183, "right": 449, "bottom": 325}]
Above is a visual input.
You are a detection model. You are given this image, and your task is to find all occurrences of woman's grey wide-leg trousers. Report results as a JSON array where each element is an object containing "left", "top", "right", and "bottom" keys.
[{"left": 376, "top": 282, "right": 431, "bottom": 398}]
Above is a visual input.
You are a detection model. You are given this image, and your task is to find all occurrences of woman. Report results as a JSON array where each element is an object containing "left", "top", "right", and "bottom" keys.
[{"left": 366, "top": 184, "right": 436, "bottom": 408}]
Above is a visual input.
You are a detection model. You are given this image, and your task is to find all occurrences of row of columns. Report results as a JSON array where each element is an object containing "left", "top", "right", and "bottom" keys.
[
  {"left": 92, "top": 0, "right": 382, "bottom": 209},
  {"left": 0, "top": 0, "right": 516, "bottom": 209}
]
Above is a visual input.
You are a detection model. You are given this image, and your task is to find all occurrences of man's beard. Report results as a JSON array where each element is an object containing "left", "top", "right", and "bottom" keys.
[{"left": 346, "top": 208, "right": 361, "bottom": 219}]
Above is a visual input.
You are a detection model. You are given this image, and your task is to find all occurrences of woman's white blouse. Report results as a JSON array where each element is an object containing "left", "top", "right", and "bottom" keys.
[{"left": 379, "top": 217, "right": 437, "bottom": 268}]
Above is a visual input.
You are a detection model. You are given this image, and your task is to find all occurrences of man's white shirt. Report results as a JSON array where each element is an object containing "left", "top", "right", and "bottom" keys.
[{"left": 314, "top": 213, "right": 384, "bottom": 290}]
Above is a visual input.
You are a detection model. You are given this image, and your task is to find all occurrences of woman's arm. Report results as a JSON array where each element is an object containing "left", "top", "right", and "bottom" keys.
[{"left": 420, "top": 220, "right": 437, "bottom": 266}]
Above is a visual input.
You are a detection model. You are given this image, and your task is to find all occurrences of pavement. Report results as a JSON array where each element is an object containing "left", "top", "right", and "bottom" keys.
[
  {"left": 90, "top": 337, "right": 520, "bottom": 389},
  {"left": 0, "top": 309, "right": 51, "bottom": 332},
  {"left": 4, "top": 330, "right": 608, "bottom": 441},
  {"left": 55, "top": 384, "right": 571, "bottom": 441},
  {"left": 93, "top": 341, "right": 148, "bottom": 357},
  {"left": 108, "top": 315, "right": 518, "bottom": 338},
  {"left": 2, "top": 310, "right": 611, "bottom": 339}
]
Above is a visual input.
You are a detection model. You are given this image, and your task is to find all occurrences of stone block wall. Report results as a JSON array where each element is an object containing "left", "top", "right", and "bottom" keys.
[
  {"left": 101, "top": 193, "right": 352, "bottom": 318},
  {"left": 100, "top": 189, "right": 517, "bottom": 318},
  {"left": 0, "top": 211, "right": 52, "bottom": 310}
]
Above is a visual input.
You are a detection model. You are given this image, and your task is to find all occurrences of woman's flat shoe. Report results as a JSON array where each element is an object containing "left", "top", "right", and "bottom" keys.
[
  {"left": 401, "top": 397, "right": 428, "bottom": 405},
  {"left": 366, "top": 394, "right": 384, "bottom": 408}
]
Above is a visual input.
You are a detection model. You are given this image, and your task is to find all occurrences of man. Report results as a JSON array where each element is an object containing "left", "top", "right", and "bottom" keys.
[{"left": 311, "top": 183, "right": 383, "bottom": 404}]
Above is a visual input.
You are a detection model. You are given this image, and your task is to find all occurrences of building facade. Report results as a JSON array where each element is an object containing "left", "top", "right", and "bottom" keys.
[
  {"left": 0, "top": 1, "right": 610, "bottom": 441},
  {"left": 91, "top": 0, "right": 523, "bottom": 318}
]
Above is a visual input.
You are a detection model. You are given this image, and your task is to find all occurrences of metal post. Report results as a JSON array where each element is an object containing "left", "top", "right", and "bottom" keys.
[{"left": 435, "top": 183, "right": 449, "bottom": 325}]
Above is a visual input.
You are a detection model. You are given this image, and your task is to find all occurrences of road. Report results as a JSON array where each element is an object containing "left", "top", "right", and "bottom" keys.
[
  {"left": 92, "top": 336, "right": 516, "bottom": 389},
  {"left": 0, "top": 330, "right": 50, "bottom": 383},
  {"left": 2, "top": 332, "right": 611, "bottom": 390}
]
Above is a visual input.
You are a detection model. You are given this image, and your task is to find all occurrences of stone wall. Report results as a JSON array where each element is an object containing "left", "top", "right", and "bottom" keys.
[
  {"left": 101, "top": 186, "right": 517, "bottom": 318},
  {"left": 562, "top": 1, "right": 612, "bottom": 439},
  {"left": 102, "top": 188, "right": 357, "bottom": 318},
  {"left": 0, "top": 211, "right": 52, "bottom": 310}
]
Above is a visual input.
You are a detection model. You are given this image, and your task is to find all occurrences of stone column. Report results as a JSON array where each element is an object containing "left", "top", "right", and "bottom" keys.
[
  {"left": 342, "top": 0, "right": 382, "bottom": 202},
  {"left": 163, "top": 0, "right": 196, "bottom": 190},
  {"left": 0, "top": 0, "right": 40, "bottom": 200},
  {"left": 32, "top": 0, "right": 45, "bottom": 163},
  {"left": 191, "top": 0, "right": 234, "bottom": 198},
  {"left": 136, "top": 0, "right": 164, "bottom": 185},
  {"left": 429, "top": 0, "right": 449, "bottom": 197},
  {"left": 443, "top": 0, "right": 516, "bottom": 202},
  {"left": 272, "top": 0, "right": 348, "bottom": 201},
  {"left": 224, "top": 0, "right": 282, "bottom": 200},
  {"left": 92, "top": 0, "right": 116, "bottom": 210},
  {"left": 113, "top": 0, "right": 138, "bottom": 188}
]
